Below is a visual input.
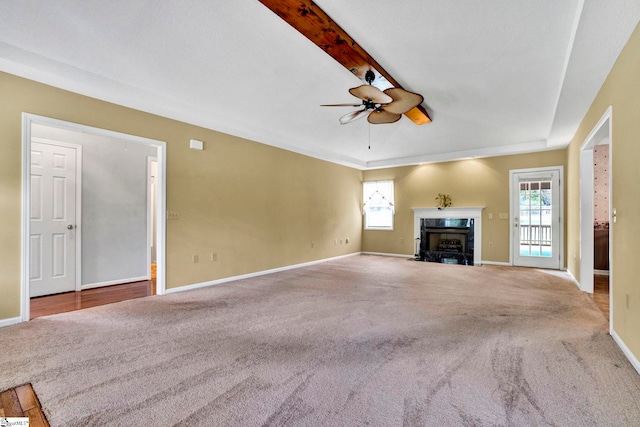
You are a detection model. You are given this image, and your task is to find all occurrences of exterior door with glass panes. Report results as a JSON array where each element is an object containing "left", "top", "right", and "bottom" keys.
[{"left": 511, "top": 168, "right": 562, "bottom": 269}]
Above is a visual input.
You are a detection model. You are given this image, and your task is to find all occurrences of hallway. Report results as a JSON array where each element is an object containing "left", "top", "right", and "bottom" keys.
[{"left": 591, "top": 274, "right": 609, "bottom": 320}]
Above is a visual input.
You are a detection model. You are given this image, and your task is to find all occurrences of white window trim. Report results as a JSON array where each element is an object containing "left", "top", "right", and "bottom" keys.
[{"left": 363, "top": 180, "right": 395, "bottom": 231}]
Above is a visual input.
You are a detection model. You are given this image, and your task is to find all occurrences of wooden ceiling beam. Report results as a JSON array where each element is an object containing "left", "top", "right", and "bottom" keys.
[{"left": 257, "top": 0, "right": 431, "bottom": 125}]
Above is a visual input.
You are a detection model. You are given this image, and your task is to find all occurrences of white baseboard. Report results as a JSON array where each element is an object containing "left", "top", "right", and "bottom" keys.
[
  {"left": 481, "top": 260, "right": 511, "bottom": 266},
  {"left": 611, "top": 329, "right": 640, "bottom": 376},
  {"left": 166, "top": 252, "right": 361, "bottom": 294},
  {"left": 361, "top": 252, "right": 414, "bottom": 258},
  {"left": 0, "top": 316, "right": 22, "bottom": 328},
  {"left": 82, "top": 275, "right": 149, "bottom": 290},
  {"left": 565, "top": 269, "right": 582, "bottom": 290}
]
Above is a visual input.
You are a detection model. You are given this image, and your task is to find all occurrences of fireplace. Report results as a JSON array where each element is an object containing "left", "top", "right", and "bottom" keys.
[
  {"left": 412, "top": 207, "right": 484, "bottom": 266},
  {"left": 418, "top": 218, "right": 474, "bottom": 265}
]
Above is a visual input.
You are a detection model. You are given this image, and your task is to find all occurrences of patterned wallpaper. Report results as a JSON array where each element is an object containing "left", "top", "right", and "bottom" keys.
[{"left": 594, "top": 144, "right": 609, "bottom": 227}]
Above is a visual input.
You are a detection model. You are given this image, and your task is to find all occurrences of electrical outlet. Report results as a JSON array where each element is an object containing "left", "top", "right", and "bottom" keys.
[
  {"left": 488, "top": 213, "right": 493, "bottom": 220},
  {"left": 211, "top": 252, "right": 217, "bottom": 262},
  {"left": 167, "top": 211, "right": 179, "bottom": 220},
  {"left": 193, "top": 254, "right": 199, "bottom": 263},
  {"left": 311, "top": 241, "right": 315, "bottom": 248},
  {"left": 345, "top": 238, "right": 349, "bottom": 244},
  {"left": 334, "top": 239, "right": 338, "bottom": 245}
]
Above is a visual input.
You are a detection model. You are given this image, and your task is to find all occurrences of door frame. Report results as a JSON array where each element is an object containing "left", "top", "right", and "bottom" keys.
[
  {"left": 147, "top": 156, "right": 158, "bottom": 274},
  {"left": 579, "top": 106, "right": 612, "bottom": 326},
  {"left": 21, "top": 113, "right": 168, "bottom": 322},
  {"left": 509, "top": 166, "right": 564, "bottom": 269},
  {"left": 30, "top": 138, "right": 83, "bottom": 295}
]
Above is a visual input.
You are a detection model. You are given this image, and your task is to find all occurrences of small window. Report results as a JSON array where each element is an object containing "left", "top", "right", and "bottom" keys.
[{"left": 363, "top": 180, "right": 394, "bottom": 230}]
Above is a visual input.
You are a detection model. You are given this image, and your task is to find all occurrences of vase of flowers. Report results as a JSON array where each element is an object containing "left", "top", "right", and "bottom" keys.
[{"left": 435, "top": 193, "right": 452, "bottom": 210}]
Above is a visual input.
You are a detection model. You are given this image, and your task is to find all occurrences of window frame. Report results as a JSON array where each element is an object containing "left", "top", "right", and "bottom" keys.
[{"left": 363, "top": 180, "right": 395, "bottom": 231}]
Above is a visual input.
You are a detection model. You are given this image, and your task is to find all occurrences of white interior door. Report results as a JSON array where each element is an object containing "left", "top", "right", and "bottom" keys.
[
  {"left": 511, "top": 168, "right": 562, "bottom": 269},
  {"left": 30, "top": 141, "right": 78, "bottom": 297}
]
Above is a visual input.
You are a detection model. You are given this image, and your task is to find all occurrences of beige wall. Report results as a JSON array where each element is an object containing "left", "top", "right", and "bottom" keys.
[
  {"left": 2, "top": 20, "right": 638, "bottom": 367},
  {"left": 566, "top": 23, "right": 640, "bottom": 360},
  {"left": 0, "top": 72, "right": 362, "bottom": 319},
  {"left": 362, "top": 150, "right": 567, "bottom": 262}
]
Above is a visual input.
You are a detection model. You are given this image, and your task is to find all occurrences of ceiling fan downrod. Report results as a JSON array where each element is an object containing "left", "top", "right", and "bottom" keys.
[{"left": 365, "top": 70, "right": 375, "bottom": 85}]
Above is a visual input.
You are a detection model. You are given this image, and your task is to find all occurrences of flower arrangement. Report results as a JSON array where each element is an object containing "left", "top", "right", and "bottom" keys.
[{"left": 435, "top": 193, "right": 452, "bottom": 209}]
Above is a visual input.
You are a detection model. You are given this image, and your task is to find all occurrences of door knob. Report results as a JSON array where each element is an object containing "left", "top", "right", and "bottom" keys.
[{"left": 67, "top": 224, "right": 74, "bottom": 230}]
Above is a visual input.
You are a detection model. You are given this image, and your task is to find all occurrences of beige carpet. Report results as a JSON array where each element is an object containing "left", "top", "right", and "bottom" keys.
[{"left": 1, "top": 255, "right": 639, "bottom": 426}]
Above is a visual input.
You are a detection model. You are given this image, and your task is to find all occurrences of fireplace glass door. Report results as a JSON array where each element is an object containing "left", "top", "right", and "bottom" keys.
[{"left": 418, "top": 218, "right": 474, "bottom": 265}]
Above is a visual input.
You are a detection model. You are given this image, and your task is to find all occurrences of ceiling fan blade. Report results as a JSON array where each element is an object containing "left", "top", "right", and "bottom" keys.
[
  {"left": 382, "top": 88, "right": 424, "bottom": 114},
  {"left": 339, "top": 109, "right": 371, "bottom": 125},
  {"left": 321, "top": 103, "right": 363, "bottom": 107},
  {"left": 349, "top": 85, "right": 393, "bottom": 104},
  {"left": 368, "top": 110, "right": 401, "bottom": 125}
]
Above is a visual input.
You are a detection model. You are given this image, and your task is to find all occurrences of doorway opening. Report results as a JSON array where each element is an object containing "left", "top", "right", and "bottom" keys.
[
  {"left": 21, "top": 114, "right": 167, "bottom": 321},
  {"left": 580, "top": 106, "right": 612, "bottom": 324},
  {"left": 149, "top": 157, "right": 158, "bottom": 277}
]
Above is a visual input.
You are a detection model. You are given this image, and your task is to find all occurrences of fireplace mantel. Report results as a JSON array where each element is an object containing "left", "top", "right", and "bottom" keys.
[{"left": 412, "top": 207, "right": 484, "bottom": 266}]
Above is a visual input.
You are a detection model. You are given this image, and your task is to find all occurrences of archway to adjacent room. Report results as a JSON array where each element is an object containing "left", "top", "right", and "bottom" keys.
[
  {"left": 21, "top": 114, "right": 167, "bottom": 321},
  {"left": 580, "top": 106, "right": 612, "bottom": 324}
]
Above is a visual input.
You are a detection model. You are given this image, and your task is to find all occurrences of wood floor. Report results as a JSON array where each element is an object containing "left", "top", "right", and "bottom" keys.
[
  {"left": 591, "top": 274, "right": 610, "bottom": 320},
  {"left": 17, "top": 270, "right": 156, "bottom": 424},
  {"left": 30, "top": 280, "right": 155, "bottom": 319},
  {"left": 0, "top": 383, "right": 49, "bottom": 426}
]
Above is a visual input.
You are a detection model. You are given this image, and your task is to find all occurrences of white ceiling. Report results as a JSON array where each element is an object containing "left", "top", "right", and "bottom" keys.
[{"left": 1, "top": 1, "right": 638, "bottom": 169}]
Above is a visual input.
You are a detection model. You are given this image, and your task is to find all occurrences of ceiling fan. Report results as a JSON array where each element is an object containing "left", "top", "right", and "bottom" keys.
[{"left": 322, "top": 70, "right": 424, "bottom": 125}]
